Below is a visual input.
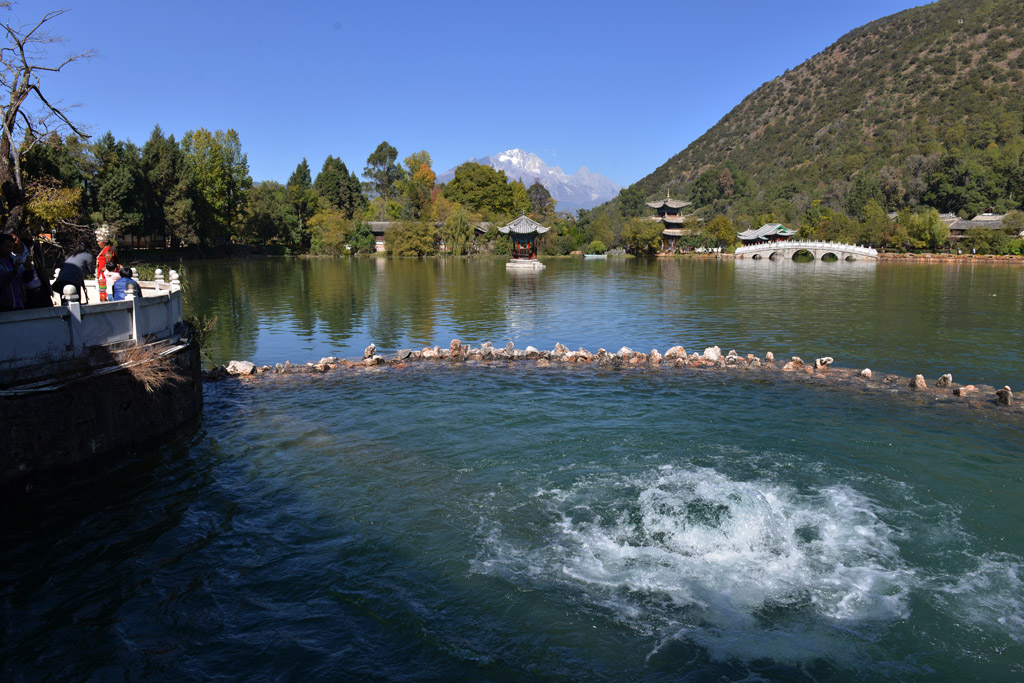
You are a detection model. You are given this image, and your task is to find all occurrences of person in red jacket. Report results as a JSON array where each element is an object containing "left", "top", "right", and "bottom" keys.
[{"left": 95, "top": 226, "right": 116, "bottom": 301}]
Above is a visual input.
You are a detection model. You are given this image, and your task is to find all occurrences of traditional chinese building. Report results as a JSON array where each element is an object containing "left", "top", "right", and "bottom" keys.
[
  {"left": 646, "top": 192, "right": 693, "bottom": 252},
  {"left": 737, "top": 223, "right": 799, "bottom": 245},
  {"left": 500, "top": 214, "right": 550, "bottom": 270}
]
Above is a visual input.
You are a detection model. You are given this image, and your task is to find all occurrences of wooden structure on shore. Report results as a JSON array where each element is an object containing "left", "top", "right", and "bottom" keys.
[{"left": 500, "top": 215, "right": 550, "bottom": 270}]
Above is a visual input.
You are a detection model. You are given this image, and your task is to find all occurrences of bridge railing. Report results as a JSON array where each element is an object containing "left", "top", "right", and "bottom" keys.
[{"left": 735, "top": 241, "right": 878, "bottom": 257}]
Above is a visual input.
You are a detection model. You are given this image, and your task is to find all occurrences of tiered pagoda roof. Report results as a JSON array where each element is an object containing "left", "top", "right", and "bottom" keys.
[{"left": 498, "top": 215, "right": 551, "bottom": 235}]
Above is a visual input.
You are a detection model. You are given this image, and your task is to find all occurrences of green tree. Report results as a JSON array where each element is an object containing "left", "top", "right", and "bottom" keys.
[
  {"left": 386, "top": 221, "right": 437, "bottom": 257},
  {"left": 307, "top": 206, "right": 351, "bottom": 255},
  {"left": 617, "top": 185, "right": 647, "bottom": 218},
  {"left": 510, "top": 179, "right": 531, "bottom": 215},
  {"left": 398, "top": 150, "right": 435, "bottom": 218},
  {"left": 527, "top": 181, "right": 556, "bottom": 218},
  {"left": 349, "top": 221, "right": 375, "bottom": 254},
  {"left": 925, "top": 151, "right": 991, "bottom": 216},
  {"left": 442, "top": 162, "right": 513, "bottom": 217},
  {"left": 286, "top": 158, "right": 318, "bottom": 249},
  {"left": 242, "top": 181, "right": 296, "bottom": 244},
  {"left": 363, "top": 141, "right": 404, "bottom": 200},
  {"left": 181, "top": 128, "right": 252, "bottom": 243},
  {"left": 621, "top": 217, "right": 663, "bottom": 255},
  {"left": 93, "top": 132, "right": 145, "bottom": 240},
  {"left": 441, "top": 206, "right": 473, "bottom": 255},
  {"left": 702, "top": 214, "right": 737, "bottom": 250},
  {"left": 141, "top": 125, "right": 195, "bottom": 247}
]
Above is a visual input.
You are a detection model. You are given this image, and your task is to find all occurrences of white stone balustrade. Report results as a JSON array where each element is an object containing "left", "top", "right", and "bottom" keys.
[{"left": 1, "top": 271, "right": 186, "bottom": 378}]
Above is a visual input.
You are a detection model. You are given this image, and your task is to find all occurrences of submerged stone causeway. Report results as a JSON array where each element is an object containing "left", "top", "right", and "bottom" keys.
[{"left": 206, "top": 339, "right": 1019, "bottom": 414}]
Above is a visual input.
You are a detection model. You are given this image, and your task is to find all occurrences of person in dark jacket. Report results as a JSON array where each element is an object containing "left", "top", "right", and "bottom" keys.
[
  {"left": 0, "top": 232, "right": 25, "bottom": 311},
  {"left": 52, "top": 243, "right": 94, "bottom": 303}
]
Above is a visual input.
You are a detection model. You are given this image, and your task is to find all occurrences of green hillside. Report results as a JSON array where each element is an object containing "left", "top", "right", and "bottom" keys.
[{"left": 619, "top": 0, "right": 1024, "bottom": 224}]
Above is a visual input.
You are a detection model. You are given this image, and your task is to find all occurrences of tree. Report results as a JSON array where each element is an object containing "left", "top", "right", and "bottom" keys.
[
  {"left": 307, "top": 207, "right": 351, "bottom": 255},
  {"left": 92, "top": 132, "right": 145, "bottom": 240},
  {"left": 441, "top": 206, "right": 473, "bottom": 255},
  {"left": 1, "top": 7, "right": 92, "bottom": 236},
  {"left": 398, "top": 150, "right": 435, "bottom": 219},
  {"left": 621, "top": 217, "right": 663, "bottom": 255},
  {"left": 141, "top": 125, "right": 194, "bottom": 246},
  {"left": 286, "top": 158, "right": 318, "bottom": 249},
  {"left": 510, "top": 179, "right": 531, "bottom": 216},
  {"left": 527, "top": 180, "right": 556, "bottom": 218},
  {"left": 181, "top": 128, "right": 252, "bottom": 243},
  {"left": 386, "top": 221, "right": 437, "bottom": 257},
  {"left": 363, "top": 141, "right": 403, "bottom": 200},
  {"left": 442, "top": 162, "right": 513, "bottom": 217},
  {"left": 617, "top": 185, "right": 646, "bottom": 218},
  {"left": 702, "top": 215, "right": 736, "bottom": 250},
  {"left": 242, "top": 181, "right": 296, "bottom": 245}
]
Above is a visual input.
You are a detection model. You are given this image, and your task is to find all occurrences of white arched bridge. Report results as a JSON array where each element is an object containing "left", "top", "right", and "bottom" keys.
[{"left": 735, "top": 240, "right": 878, "bottom": 261}]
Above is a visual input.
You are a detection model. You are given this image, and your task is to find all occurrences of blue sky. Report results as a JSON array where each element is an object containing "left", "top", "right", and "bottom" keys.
[{"left": 31, "top": 0, "right": 925, "bottom": 188}]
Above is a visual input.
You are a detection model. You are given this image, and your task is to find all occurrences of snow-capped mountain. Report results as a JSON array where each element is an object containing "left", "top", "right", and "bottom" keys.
[{"left": 437, "top": 149, "right": 620, "bottom": 213}]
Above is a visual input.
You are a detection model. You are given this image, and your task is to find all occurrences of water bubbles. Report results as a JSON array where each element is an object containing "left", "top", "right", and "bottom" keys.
[{"left": 476, "top": 465, "right": 914, "bottom": 665}]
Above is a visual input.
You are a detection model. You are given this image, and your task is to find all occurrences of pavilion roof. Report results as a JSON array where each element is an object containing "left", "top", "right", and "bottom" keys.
[
  {"left": 737, "top": 223, "right": 799, "bottom": 240},
  {"left": 498, "top": 215, "right": 551, "bottom": 235},
  {"left": 646, "top": 198, "right": 692, "bottom": 210}
]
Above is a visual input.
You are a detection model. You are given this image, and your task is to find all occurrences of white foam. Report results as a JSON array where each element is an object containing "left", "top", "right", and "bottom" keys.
[{"left": 474, "top": 465, "right": 914, "bottom": 664}]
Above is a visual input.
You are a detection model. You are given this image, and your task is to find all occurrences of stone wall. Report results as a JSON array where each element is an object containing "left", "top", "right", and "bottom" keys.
[{"left": 0, "top": 342, "right": 203, "bottom": 492}]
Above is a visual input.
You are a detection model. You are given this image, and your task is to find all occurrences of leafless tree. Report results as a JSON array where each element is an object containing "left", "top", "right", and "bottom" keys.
[{"left": 1, "top": 4, "right": 92, "bottom": 234}]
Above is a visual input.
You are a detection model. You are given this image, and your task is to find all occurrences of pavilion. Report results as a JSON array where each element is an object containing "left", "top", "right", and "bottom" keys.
[
  {"left": 737, "top": 223, "right": 799, "bottom": 245},
  {"left": 646, "top": 191, "right": 693, "bottom": 252},
  {"left": 500, "top": 214, "right": 550, "bottom": 270}
]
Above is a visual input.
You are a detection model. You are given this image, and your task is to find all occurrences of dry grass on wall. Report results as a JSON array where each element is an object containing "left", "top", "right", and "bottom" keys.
[{"left": 116, "top": 345, "right": 184, "bottom": 393}]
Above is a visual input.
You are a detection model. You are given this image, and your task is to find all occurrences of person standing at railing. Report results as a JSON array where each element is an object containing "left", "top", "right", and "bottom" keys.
[
  {"left": 53, "top": 243, "right": 93, "bottom": 304},
  {"left": 95, "top": 226, "right": 117, "bottom": 302},
  {"left": 11, "top": 232, "right": 53, "bottom": 308},
  {"left": 0, "top": 232, "right": 25, "bottom": 311}
]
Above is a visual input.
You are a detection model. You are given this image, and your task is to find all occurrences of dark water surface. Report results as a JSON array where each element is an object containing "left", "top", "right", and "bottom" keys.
[{"left": 3, "top": 257, "right": 1024, "bottom": 681}]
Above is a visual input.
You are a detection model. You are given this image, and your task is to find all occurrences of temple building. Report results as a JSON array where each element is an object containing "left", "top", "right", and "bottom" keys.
[
  {"left": 499, "top": 214, "right": 550, "bottom": 270},
  {"left": 737, "top": 223, "right": 799, "bottom": 245},
  {"left": 646, "top": 192, "right": 693, "bottom": 252}
]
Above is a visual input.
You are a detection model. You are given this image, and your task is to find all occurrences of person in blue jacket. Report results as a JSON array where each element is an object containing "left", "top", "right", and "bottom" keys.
[{"left": 111, "top": 267, "right": 142, "bottom": 300}]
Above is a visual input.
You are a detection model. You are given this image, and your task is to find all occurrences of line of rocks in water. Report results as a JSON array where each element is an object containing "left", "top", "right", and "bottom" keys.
[{"left": 205, "top": 339, "right": 1016, "bottom": 408}]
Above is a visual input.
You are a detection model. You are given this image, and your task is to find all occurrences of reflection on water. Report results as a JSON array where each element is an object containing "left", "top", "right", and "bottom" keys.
[{"left": 186, "top": 257, "right": 1024, "bottom": 388}]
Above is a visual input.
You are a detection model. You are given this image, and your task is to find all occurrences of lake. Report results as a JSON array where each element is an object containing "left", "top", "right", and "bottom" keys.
[{"left": 2, "top": 256, "right": 1023, "bottom": 681}]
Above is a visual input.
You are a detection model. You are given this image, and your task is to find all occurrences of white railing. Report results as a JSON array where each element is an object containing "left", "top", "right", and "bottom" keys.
[
  {"left": 0, "top": 270, "right": 184, "bottom": 376},
  {"left": 735, "top": 241, "right": 878, "bottom": 257}
]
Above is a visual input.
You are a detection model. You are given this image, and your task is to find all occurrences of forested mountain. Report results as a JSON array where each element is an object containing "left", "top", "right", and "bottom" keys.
[{"left": 618, "top": 0, "right": 1024, "bottom": 222}]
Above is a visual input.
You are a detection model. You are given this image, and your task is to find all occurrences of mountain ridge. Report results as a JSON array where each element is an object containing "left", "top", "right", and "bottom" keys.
[{"left": 612, "top": 0, "right": 1024, "bottom": 220}]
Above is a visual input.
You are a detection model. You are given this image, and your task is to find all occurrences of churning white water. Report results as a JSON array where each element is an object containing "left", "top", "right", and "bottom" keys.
[{"left": 475, "top": 465, "right": 917, "bottom": 665}]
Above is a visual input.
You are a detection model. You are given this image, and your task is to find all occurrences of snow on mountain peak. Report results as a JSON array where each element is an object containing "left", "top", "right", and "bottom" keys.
[{"left": 437, "top": 149, "right": 620, "bottom": 213}]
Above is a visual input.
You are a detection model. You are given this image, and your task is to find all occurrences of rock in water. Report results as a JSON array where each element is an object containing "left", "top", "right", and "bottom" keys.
[
  {"left": 226, "top": 360, "right": 256, "bottom": 375},
  {"left": 910, "top": 375, "right": 927, "bottom": 389},
  {"left": 996, "top": 386, "right": 1014, "bottom": 406},
  {"left": 363, "top": 343, "right": 376, "bottom": 359},
  {"left": 936, "top": 373, "right": 952, "bottom": 388}
]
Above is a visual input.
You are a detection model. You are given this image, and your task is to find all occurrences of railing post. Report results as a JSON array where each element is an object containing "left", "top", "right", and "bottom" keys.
[
  {"left": 154, "top": 268, "right": 164, "bottom": 292},
  {"left": 63, "top": 284, "right": 84, "bottom": 357},
  {"left": 126, "top": 283, "right": 141, "bottom": 342}
]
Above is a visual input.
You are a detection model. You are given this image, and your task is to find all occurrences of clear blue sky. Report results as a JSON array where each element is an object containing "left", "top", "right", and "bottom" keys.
[{"left": 31, "top": 0, "right": 925, "bottom": 188}]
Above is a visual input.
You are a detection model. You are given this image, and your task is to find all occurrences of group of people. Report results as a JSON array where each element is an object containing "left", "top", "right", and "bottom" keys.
[{"left": 1, "top": 227, "right": 142, "bottom": 313}]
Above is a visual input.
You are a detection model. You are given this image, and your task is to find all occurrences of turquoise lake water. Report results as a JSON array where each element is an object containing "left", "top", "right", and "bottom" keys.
[{"left": 2, "top": 257, "right": 1023, "bottom": 681}]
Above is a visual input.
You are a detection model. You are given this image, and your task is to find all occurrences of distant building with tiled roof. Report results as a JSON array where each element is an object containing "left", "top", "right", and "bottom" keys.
[{"left": 737, "top": 223, "right": 799, "bottom": 244}]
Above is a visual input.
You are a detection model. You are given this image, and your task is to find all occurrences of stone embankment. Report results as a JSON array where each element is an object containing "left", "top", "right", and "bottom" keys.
[{"left": 205, "top": 339, "right": 1017, "bottom": 411}]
